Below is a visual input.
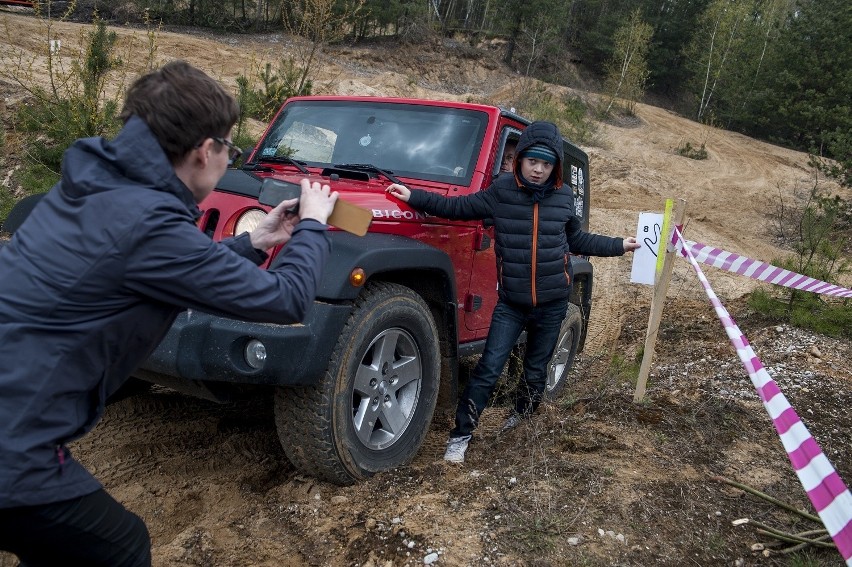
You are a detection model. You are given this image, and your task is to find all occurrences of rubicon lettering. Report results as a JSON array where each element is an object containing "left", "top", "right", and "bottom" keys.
[{"left": 372, "top": 209, "right": 426, "bottom": 220}]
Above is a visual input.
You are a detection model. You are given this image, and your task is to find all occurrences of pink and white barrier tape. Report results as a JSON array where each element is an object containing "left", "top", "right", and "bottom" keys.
[
  {"left": 674, "top": 227, "right": 852, "bottom": 565},
  {"left": 679, "top": 240, "right": 852, "bottom": 298}
]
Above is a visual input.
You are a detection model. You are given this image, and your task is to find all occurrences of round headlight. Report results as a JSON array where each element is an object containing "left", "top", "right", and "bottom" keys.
[
  {"left": 235, "top": 209, "right": 267, "bottom": 235},
  {"left": 245, "top": 339, "right": 267, "bottom": 369}
]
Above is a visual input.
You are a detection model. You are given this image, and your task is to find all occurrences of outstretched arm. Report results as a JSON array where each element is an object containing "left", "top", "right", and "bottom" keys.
[
  {"left": 386, "top": 182, "right": 492, "bottom": 220},
  {"left": 567, "top": 215, "right": 642, "bottom": 257}
]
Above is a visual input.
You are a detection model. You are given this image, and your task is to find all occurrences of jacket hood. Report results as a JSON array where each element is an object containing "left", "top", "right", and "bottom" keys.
[
  {"left": 60, "top": 115, "right": 200, "bottom": 217},
  {"left": 513, "top": 121, "right": 564, "bottom": 189}
]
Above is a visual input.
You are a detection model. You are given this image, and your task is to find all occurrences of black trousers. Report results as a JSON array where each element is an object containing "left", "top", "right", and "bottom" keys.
[
  {"left": 451, "top": 298, "right": 566, "bottom": 437},
  {"left": 0, "top": 489, "right": 151, "bottom": 567}
]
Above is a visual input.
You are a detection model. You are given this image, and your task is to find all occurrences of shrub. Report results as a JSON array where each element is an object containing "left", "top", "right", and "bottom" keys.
[
  {"left": 237, "top": 59, "right": 312, "bottom": 123},
  {"left": 749, "top": 176, "right": 852, "bottom": 338},
  {"left": 676, "top": 140, "right": 707, "bottom": 160},
  {"left": 516, "top": 84, "right": 600, "bottom": 146},
  {"left": 20, "top": 18, "right": 123, "bottom": 166},
  {"left": 0, "top": 8, "right": 168, "bottom": 228},
  {"left": 560, "top": 94, "right": 601, "bottom": 147},
  {"left": 1, "top": 13, "right": 149, "bottom": 210},
  {"left": 749, "top": 286, "right": 851, "bottom": 339}
]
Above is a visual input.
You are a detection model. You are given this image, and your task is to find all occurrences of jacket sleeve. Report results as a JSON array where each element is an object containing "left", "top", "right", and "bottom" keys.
[
  {"left": 123, "top": 200, "right": 330, "bottom": 324},
  {"left": 565, "top": 215, "right": 624, "bottom": 257},
  {"left": 407, "top": 187, "right": 494, "bottom": 220},
  {"left": 220, "top": 232, "right": 268, "bottom": 265}
]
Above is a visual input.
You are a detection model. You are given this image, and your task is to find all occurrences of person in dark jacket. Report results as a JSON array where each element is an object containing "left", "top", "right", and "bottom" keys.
[
  {"left": 387, "top": 121, "right": 640, "bottom": 463},
  {"left": 501, "top": 139, "right": 517, "bottom": 173},
  {"left": 0, "top": 61, "right": 338, "bottom": 566}
]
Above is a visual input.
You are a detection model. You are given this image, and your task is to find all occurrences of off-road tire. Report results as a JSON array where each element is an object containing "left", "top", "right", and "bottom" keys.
[
  {"left": 274, "top": 282, "right": 440, "bottom": 485},
  {"left": 545, "top": 302, "right": 583, "bottom": 399}
]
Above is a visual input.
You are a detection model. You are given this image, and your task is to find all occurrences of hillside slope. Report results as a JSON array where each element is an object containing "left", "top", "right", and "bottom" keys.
[{"left": 1, "top": 11, "right": 850, "bottom": 567}]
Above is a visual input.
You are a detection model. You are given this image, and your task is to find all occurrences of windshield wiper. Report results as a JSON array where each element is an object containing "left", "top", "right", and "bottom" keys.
[
  {"left": 334, "top": 163, "right": 402, "bottom": 185},
  {"left": 240, "top": 162, "right": 274, "bottom": 172},
  {"left": 253, "top": 155, "right": 310, "bottom": 174}
]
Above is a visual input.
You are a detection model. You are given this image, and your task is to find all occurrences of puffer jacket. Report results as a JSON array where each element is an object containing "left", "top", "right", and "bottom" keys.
[
  {"left": 0, "top": 116, "right": 330, "bottom": 508},
  {"left": 407, "top": 120, "right": 623, "bottom": 306}
]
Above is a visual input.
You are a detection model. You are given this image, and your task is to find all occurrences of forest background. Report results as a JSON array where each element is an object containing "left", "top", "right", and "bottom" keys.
[
  {"left": 1, "top": 0, "right": 849, "bottom": 326},
  {"left": 39, "top": 0, "right": 851, "bottom": 177}
]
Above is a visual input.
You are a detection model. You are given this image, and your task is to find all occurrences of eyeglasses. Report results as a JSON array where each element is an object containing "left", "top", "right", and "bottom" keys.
[{"left": 211, "top": 137, "right": 243, "bottom": 165}]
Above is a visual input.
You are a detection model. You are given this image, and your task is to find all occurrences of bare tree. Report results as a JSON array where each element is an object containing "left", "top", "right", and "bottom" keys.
[
  {"left": 688, "top": 0, "right": 752, "bottom": 121},
  {"left": 741, "top": 0, "right": 791, "bottom": 108},
  {"left": 282, "top": 0, "right": 364, "bottom": 94},
  {"left": 604, "top": 8, "right": 653, "bottom": 115}
]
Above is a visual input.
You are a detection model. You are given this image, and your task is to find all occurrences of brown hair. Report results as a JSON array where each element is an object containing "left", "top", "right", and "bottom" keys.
[{"left": 120, "top": 60, "right": 239, "bottom": 164}]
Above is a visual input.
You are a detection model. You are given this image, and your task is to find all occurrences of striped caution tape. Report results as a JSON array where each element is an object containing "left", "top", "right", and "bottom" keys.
[
  {"left": 677, "top": 239, "right": 852, "bottom": 298},
  {"left": 674, "top": 227, "right": 852, "bottom": 565}
]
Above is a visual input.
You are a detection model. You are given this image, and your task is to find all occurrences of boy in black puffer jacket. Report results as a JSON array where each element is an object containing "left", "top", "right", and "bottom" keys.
[{"left": 387, "top": 121, "right": 640, "bottom": 463}]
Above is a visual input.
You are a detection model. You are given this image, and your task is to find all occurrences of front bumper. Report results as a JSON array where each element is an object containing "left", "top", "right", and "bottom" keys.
[{"left": 137, "top": 301, "right": 352, "bottom": 387}]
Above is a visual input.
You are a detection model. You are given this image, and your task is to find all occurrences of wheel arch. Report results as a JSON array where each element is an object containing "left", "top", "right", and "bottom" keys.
[
  {"left": 274, "top": 280, "right": 443, "bottom": 484},
  {"left": 294, "top": 231, "right": 461, "bottom": 405}
]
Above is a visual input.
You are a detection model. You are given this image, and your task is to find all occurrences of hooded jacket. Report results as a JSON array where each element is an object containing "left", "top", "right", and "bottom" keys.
[
  {"left": 0, "top": 116, "right": 330, "bottom": 507},
  {"left": 407, "top": 120, "right": 623, "bottom": 306}
]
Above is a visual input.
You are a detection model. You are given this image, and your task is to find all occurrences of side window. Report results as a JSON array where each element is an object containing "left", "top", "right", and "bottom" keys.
[{"left": 493, "top": 129, "right": 521, "bottom": 178}]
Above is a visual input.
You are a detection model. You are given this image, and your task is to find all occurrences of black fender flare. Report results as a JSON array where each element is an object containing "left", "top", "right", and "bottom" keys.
[
  {"left": 285, "top": 231, "right": 462, "bottom": 387},
  {"left": 570, "top": 256, "right": 594, "bottom": 351},
  {"left": 290, "top": 231, "right": 459, "bottom": 304}
]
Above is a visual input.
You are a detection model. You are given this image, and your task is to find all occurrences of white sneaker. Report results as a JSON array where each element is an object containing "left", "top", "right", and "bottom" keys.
[
  {"left": 443, "top": 435, "right": 471, "bottom": 463},
  {"left": 500, "top": 412, "right": 524, "bottom": 433}
]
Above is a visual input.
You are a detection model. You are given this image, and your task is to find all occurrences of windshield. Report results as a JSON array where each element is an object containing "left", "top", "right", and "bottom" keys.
[{"left": 255, "top": 100, "right": 488, "bottom": 184}]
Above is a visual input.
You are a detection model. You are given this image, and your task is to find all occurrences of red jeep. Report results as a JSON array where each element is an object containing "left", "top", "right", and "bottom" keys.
[{"left": 4, "top": 96, "right": 595, "bottom": 484}]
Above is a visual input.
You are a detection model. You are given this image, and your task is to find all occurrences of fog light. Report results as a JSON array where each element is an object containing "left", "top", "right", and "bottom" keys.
[{"left": 245, "top": 339, "right": 267, "bottom": 369}]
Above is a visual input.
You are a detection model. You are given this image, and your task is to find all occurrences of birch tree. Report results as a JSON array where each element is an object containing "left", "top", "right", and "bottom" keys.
[
  {"left": 283, "top": 0, "right": 364, "bottom": 94},
  {"left": 501, "top": 0, "right": 563, "bottom": 72},
  {"left": 711, "top": 0, "right": 792, "bottom": 128},
  {"left": 686, "top": 0, "right": 752, "bottom": 122},
  {"left": 603, "top": 8, "right": 653, "bottom": 114}
]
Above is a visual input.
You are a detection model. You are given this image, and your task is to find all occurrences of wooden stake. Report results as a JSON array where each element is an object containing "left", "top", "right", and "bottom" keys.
[{"left": 633, "top": 198, "right": 686, "bottom": 402}]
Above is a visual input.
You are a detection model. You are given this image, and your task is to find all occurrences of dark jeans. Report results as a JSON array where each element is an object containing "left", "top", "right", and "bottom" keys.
[
  {"left": 451, "top": 298, "right": 567, "bottom": 437},
  {"left": 0, "top": 489, "right": 151, "bottom": 567}
]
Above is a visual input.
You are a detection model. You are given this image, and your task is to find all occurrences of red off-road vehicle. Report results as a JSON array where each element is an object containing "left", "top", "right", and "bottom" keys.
[{"left": 4, "top": 97, "right": 595, "bottom": 485}]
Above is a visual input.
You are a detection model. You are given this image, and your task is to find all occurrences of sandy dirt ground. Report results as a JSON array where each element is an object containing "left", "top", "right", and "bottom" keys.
[{"left": 1, "top": 10, "right": 850, "bottom": 567}]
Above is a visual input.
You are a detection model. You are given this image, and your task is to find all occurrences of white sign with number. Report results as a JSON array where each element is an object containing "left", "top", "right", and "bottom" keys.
[{"left": 630, "top": 212, "right": 665, "bottom": 286}]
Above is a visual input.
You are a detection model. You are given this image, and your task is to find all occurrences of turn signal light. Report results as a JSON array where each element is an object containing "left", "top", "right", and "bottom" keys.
[{"left": 349, "top": 268, "right": 366, "bottom": 287}]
